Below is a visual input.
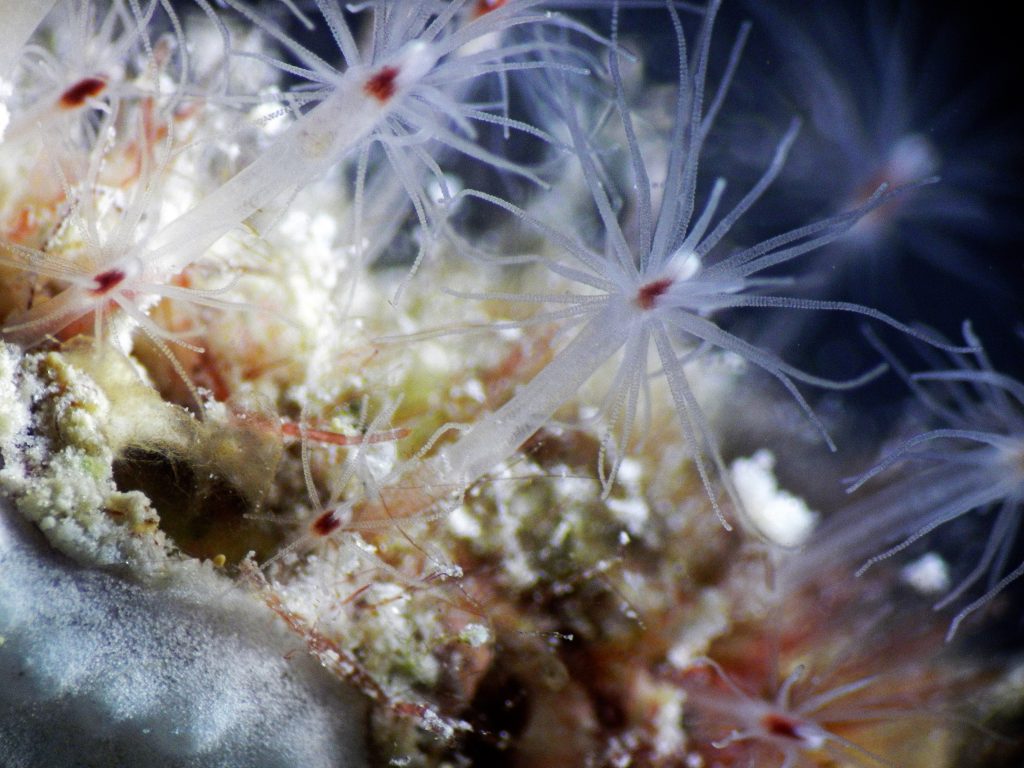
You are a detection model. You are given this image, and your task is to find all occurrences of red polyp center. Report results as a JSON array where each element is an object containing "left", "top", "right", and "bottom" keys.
[
  {"left": 312, "top": 509, "right": 342, "bottom": 536},
  {"left": 473, "top": 0, "right": 508, "bottom": 17},
  {"left": 59, "top": 77, "right": 107, "bottom": 109},
  {"left": 635, "top": 278, "right": 673, "bottom": 310},
  {"left": 761, "top": 712, "right": 803, "bottom": 741},
  {"left": 363, "top": 66, "right": 400, "bottom": 103},
  {"left": 91, "top": 269, "right": 125, "bottom": 295}
]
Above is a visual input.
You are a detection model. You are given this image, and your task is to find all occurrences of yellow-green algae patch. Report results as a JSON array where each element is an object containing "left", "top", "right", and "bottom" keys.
[
  {"left": 0, "top": 341, "right": 288, "bottom": 569},
  {"left": 0, "top": 341, "right": 167, "bottom": 571}
]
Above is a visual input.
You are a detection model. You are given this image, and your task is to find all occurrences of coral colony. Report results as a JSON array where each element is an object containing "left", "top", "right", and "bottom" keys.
[{"left": 0, "top": 1, "right": 1021, "bottom": 766}]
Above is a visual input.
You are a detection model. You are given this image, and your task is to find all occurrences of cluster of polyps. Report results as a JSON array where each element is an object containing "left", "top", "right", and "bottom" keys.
[
  {"left": 0, "top": 1, "right": 1017, "bottom": 764},
  {"left": 146, "top": 0, "right": 596, "bottom": 283},
  {"left": 392, "top": 0, "right": 970, "bottom": 535},
  {"left": 0, "top": 3, "right": 219, "bottom": 393},
  {"left": 0, "top": 2, "right": 980, "bottom": 527},
  {"left": 0, "top": 0, "right": 593, "bottom": 394}
]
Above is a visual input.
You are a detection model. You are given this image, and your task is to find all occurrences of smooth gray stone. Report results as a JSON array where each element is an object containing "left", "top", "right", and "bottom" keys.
[{"left": 0, "top": 500, "right": 369, "bottom": 768}]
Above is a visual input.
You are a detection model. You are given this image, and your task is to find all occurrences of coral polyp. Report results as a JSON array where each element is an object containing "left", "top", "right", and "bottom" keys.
[
  {"left": 800, "top": 324, "right": 1024, "bottom": 640},
  {"left": 0, "top": 1, "right": 1020, "bottom": 766}
]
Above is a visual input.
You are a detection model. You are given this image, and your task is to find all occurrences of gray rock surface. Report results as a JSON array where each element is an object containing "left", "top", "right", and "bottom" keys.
[{"left": 0, "top": 501, "right": 369, "bottom": 768}]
